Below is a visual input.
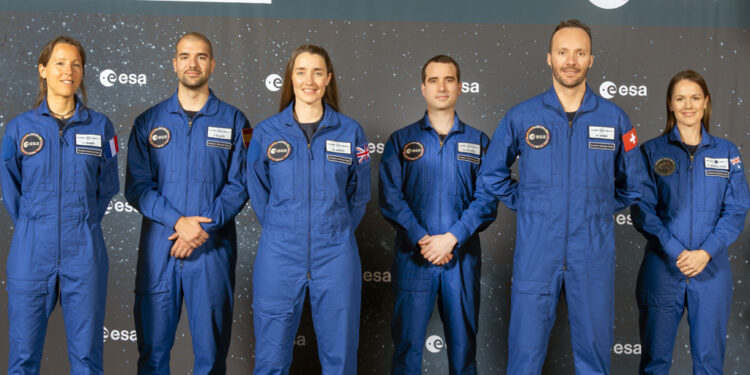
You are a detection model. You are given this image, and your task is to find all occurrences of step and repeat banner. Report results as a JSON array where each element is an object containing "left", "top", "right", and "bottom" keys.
[{"left": 1, "top": 0, "right": 749, "bottom": 373}]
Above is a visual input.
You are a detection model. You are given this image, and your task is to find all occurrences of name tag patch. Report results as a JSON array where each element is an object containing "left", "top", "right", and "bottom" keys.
[
  {"left": 206, "top": 140, "right": 231, "bottom": 149},
  {"left": 705, "top": 170, "right": 730, "bottom": 178},
  {"left": 327, "top": 154, "right": 352, "bottom": 165},
  {"left": 76, "top": 147, "right": 102, "bottom": 157},
  {"left": 588, "top": 126, "right": 615, "bottom": 140},
  {"left": 326, "top": 140, "right": 351, "bottom": 154},
  {"left": 457, "top": 142, "right": 481, "bottom": 155},
  {"left": 207, "top": 127, "right": 232, "bottom": 140},
  {"left": 457, "top": 154, "right": 480, "bottom": 164},
  {"left": 589, "top": 141, "right": 615, "bottom": 151},
  {"left": 76, "top": 134, "right": 102, "bottom": 147},
  {"left": 704, "top": 157, "right": 729, "bottom": 170}
]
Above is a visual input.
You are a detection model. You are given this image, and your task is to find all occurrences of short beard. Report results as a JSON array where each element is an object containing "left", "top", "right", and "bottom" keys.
[
  {"left": 178, "top": 75, "right": 209, "bottom": 90},
  {"left": 552, "top": 67, "right": 588, "bottom": 89}
]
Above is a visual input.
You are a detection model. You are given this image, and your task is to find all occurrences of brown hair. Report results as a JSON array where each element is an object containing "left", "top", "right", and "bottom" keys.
[
  {"left": 421, "top": 55, "right": 461, "bottom": 83},
  {"left": 278, "top": 44, "right": 339, "bottom": 113},
  {"left": 549, "top": 19, "right": 592, "bottom": 53},
  {"left": 176, "top": 32, "right": 213, "bottom": 59},
  {"left": 35, "top": 35, "right": 87, "bottom": 107},
  {"left": 665, "top": 69, "right": 711, "bottom": 133}
]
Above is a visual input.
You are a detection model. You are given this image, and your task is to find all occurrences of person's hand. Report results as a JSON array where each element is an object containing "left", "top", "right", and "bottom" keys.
[
  {"left": 173, "top": 216, "right": 212, "bottom": 248},
  {"left": 420, "top": 233, "right": 458, "bottom": 266},
  {"left": 169, "top": 237, "right": 196, "bottom": 259},
  {"left": 676, "top": 249, "right": 711, "bottom": 277}
]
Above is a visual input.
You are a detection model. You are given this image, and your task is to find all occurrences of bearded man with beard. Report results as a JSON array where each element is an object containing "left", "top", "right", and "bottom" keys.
[
  {"left": 479, "top": 19, "right": 645, "bottom": 375},
  {"left": 125, "top": 32, "right": 251, "bottom": 374}
]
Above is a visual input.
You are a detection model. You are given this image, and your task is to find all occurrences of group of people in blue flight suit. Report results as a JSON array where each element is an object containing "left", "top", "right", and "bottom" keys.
[{"left": 0, "top": 18, "right": 748, "bottom": 375}]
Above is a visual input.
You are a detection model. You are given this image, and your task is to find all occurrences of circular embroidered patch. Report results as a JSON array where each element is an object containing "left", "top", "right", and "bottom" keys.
[
  {"left": 267, "top": 140, "right": 291, "bottom": 162},
  {"left": 654, "top": 157, "right": 676, "bottom": 177},
  {"left": 402, "top": 141, "right": 424, "bottom": 161},
  {"left": 20, "top": 133, "right": 44, "bottom": 156},
  {"left": 525, "top": 125, "right": 550, "bottom": 149},
  {"left": 149, "top": 127, "right": 171, "bottom": 148}
]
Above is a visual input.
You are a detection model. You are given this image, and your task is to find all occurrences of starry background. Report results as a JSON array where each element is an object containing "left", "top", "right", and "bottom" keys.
[{"left": 0, "top": 6, "right": 749, "bottom": 375}]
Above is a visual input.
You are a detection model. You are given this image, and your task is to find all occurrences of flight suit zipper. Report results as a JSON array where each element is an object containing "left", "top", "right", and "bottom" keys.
[
  {"left": 563, "top": 114, "right": 577, "bottom": 272},
  {"left": 685, "top": 145, "right": 702, "bottom": 283},
  {"left": 58, "top": 128, "right": 64, "bottom": 269},
  {"left": 307, "top": 140, "right": 312, "bottom": 280}
]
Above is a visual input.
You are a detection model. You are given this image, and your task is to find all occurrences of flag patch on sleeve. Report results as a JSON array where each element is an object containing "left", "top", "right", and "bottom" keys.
[{"left": 104, "top": 135, "right": 119, "bottom": 160}]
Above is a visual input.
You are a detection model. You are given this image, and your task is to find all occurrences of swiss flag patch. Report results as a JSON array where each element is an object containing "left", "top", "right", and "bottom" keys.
[{"left": 622, "top": 128, "right": 638, "bottom": 152}]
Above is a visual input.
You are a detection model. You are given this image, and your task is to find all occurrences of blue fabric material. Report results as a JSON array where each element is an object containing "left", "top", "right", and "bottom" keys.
[
  {"left": 480, "top": 85, "right": 645, "bottom": 375},
  {"left": 246, "top": 102, "right": 370, "bottom": 375},
  {"left": 379, "top": 113, "right": 496, "bottom": 374},
  {"left": 0, "top": 97, "right": 119, "bottom": 375},
  {"left": 632, "top": 126, "right": 750, "bottom": 375},
  {"left": 124, "top": 90, "right": 250, "bottom": 374}
]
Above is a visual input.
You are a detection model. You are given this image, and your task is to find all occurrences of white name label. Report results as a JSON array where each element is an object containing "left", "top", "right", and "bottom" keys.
[
  {"left": 457, "top": 142, "right": 481, "bottom": 155},
  {"left": 704, "top": 157, "right": 729, "bottom": 170},
  {"left": 589, "top": 126, "right": 615, "bottom": 140},
  {"left": 76, "top": 134, "right": 102, "bottom": 147},
  {"left": 326, "top": 140, "right": 351, "bottom": 154},
  {"left": 207, "top": 127, "right": 232, "bottom": 140}
]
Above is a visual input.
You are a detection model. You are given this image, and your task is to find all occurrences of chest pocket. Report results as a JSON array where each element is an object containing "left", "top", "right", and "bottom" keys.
[
  {"left": 267, "top": 139, "right": 301, "bottom": 200},
  {"left": 454, "top": 142, "right": 481, "bottom": 197},
  {"left": 71, "top": 132, "right": 104, "bottom": 194},
  {"left": 699, "top": 155, "right": 730, "bottom": 212},
  {"left": 401, "top": 140, "right": 430, "bottom": 197},
  {"left": 652, "top": 155, "right": 682, "bottom": 215},
  {"left": 319, "top": 139, "right": 353, "bottom": 200},
  {"left": 519, "top": 124, "right": 559, "bottom": 187},
  {"left": 582, "top": 125, "right": 616, "bottom": 190},
  {"left": 20, "top": 134, "right": 54, "bottom": 193},
  {"left": 202, "top": 126, "right": 233, "bottom": 184}
]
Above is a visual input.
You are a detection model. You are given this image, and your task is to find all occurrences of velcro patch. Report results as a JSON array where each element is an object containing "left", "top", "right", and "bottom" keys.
[
  {"left": 705, "top": 170, "right": 730, "bottom": 178},
  {"left": 457, "top": 154, "right": 480, "bottom": 164},
  {"left": 326, "top": 140, "right": 351, "bottom": 154},
  {"left": 242, "top": 128, "right": 253, "bottom": 148},
  {"left": 589, "top": 126, "right": 615, "bottom": 140},
  {"left": 76, "top": 147, "right": 102, "bottom": 157},
  {"left": 704, "top": 157, "right": 729, "bottom": 170},
  {"left": 589, "top": 141, "right": 615, "bottom": 151},
  {"left": 149, "top": 127, "right": 171, "bottom": 148},
  {"left": 207, "top": 126, "right": 232, "bottom": 140},
  {"left": 76, "top": 134, "right": 102, "bottom": 147},
  {"left": 403, "top": 141, "right": 424, "bottom": 161},
  {"left": 267, "top": 140, "right": 291, "bottom": 162},
  {"left": 327, "top": 154, "right": 352, "bottom": 165},
  {"left": 20, "top": 133, "right": 44, "bottom": 156},
  {"left": 207, "top": 140, "right": 232, "bottom": 149}
]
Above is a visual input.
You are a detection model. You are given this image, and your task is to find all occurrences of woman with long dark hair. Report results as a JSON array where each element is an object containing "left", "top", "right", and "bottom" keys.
[
  {"left": 0, "top": 36, "right": 119, "bottom": 374},
  {"left": 246, "top": 44, "right": 370, "bottom": 374},
  {"left": 632, "top": 69, "right": 750, "bottom": 374}
]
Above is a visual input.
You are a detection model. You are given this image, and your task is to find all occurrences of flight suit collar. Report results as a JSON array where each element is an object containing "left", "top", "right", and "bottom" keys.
[
  {"left": 419, "top": 111, "right": 464, "bottom": 135},
  {"left": 280, "top": 101, "right": 341, "bottom": 131},
  {"left": 166, "top": 88, "right": 220, "bottom": 117},
  {"left": 37, "top": 95, "right": 90, "bottom": 124},
  {"left": 542, "top": 84, "right": 599, "bottom": 117},
  {"left": 667, "top": 124, "right": 715, "bottom": 148}
]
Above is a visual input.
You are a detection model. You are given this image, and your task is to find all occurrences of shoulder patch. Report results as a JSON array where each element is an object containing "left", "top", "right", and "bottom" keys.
[{"left": 242, "top": 128, "right": 253, "bottom": 148}]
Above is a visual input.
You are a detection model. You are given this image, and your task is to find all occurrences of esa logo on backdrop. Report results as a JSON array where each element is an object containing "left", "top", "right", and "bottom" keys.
[
  {"left": 363, "top": 270, "right": 391, "bottom": 282},
  {"left": 106, "top": 199, "right": 139, "bottom": 215},
  {"left": 461, "top": 82, "right": 479, "bottom": 93},
  {"left": 99, "top": 69, "right": 147, "bottom": 87},
  {"left": 599, "top": 81, "right": 647, "bottom": 99},
  {"left": 103, "top": 327, "right": 137, "bottom": 343},
  {"left": 425, "top": 335, "right": 445, "bottom": 353},
  {"left": 613, "top": 343, "right": 641, "bottom": 355},
  {"left": 265, "top": 73, "right": 283, "bottom": 92}
]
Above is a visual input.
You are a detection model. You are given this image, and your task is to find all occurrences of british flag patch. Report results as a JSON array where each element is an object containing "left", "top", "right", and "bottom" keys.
[{"left": 356, "top": 144, "right": 370, "bottom": 164}]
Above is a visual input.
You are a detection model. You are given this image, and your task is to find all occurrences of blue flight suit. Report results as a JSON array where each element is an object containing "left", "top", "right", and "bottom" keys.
[
  {"left": 0, "top": 98, "right": 119, "bottom": 375},
  {"left": 124, "top": 90, "right": 250, "bottom": 374},
  {"left": 246, "top": 102, "right": 370, "bottom": 375},
  {"left": 632, "top": 126, "right": 750, "bottom": 375},
  {"left": 379, "top": 113, "right": 497, "bottom": 375},
  {"left": 480, "top": 86, "right": 644, "bottom": 375}
]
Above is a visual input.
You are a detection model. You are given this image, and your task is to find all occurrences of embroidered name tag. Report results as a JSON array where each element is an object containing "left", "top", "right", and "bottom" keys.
[
  {"left": 588, "top": 126, "right": 615, "bottom": 140},
  {"left": 207, "top": 127, "right": 232, "bottom": 140},
  {"left": 705, "top": 170, "right": 729, "bottom": 178},
  {"left": 206, "top": 140, "right": 232, "bottom": 149},
  {"left": 457, "top": 142, "right": 481, "bottom": 155},
  {"left": 76, "top": 147, "right": 102, "bottom": 157},
  {"left": 457, "top": 154, "right": 480, "bottom": 164},
  {"left": 326, "top": 140, "right": 351, "bottom": 154},
  {"left": 76, "top": 134, "right": 102, "bottom": 147},
  {"left": 589, "top": 141, "right": 615, "bottom": 151},
  {"left": 327, "top": 154, "right": 352, "bottom": 165},
  {"left": 704, "top": 157, "right": 728, "bottom": 170}
]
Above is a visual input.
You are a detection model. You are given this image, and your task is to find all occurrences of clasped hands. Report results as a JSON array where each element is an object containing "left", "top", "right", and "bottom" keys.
[
  {"left": 418, "top": 233, "right": 458, "bottom": 266},
  {"left": 168, "top": 216, "right": 212, "bottom": 259},
  {"left": 676, "top": 249, "right": 711, "bottom": 278}
]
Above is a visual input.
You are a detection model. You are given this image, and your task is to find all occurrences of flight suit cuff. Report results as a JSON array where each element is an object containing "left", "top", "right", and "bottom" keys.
[
  {"left": 406, "top": 223, "right": 428, "bottom": 247},
  {"left": 164, "top": 209, "right": 182, "bottom": 232},
  {"left": 663, "top": 236, "right": 686, "bottom": 260},
  {"left": 448, "top": 222, "right": 470, "bottom": 247},
  {"left": 699, "top": 234, "right": 724, "bottom": 259}
]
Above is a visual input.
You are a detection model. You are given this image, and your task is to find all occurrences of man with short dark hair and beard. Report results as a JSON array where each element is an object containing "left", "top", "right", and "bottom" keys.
[
  {"left": 125, "top": 32, "right": 251, "bottom": 374},
  {"left": 480, "top": 20, "right": 644, "bottom": 374},
  {"left": 380, "top": 55, "right": 497, "bottom": 374}
]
